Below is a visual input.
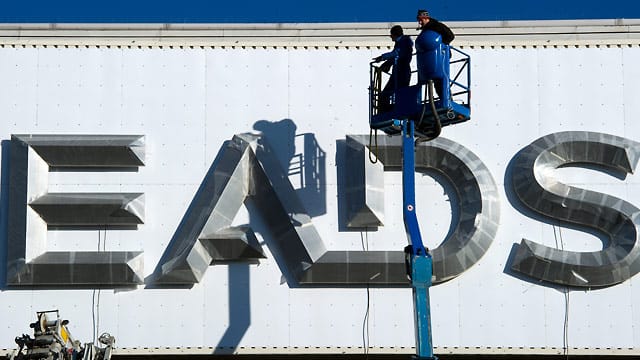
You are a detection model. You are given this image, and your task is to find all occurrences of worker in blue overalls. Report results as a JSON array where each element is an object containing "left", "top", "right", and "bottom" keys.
[
  {"left": 415, "top": 9, "right": 455, "bottom": 100},
  {"left": 372, "top": 25, "right": 414, "bottom": 113}
]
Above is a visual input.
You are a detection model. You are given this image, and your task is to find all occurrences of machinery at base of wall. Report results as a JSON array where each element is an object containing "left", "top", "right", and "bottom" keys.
[{"left": 10, "top": 310, "right": 114, "bottom": 360}]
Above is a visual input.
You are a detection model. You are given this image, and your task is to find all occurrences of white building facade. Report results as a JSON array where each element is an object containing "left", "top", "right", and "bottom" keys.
[{"left": 1, "top": 20, "right": 640, "bottom": 357}]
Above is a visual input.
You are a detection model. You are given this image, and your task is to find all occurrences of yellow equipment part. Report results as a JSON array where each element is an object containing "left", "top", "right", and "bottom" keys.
[{"left": 60, "top": 324, "right": 70, "bottom": 343}]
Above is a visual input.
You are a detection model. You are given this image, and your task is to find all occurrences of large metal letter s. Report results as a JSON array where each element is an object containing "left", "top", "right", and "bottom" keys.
[
  {"left": 7, "top": 135, "right": 145, "bottom": 287},
  {"left": 511, "top": 132, "right": 640, "bottom": 287}
]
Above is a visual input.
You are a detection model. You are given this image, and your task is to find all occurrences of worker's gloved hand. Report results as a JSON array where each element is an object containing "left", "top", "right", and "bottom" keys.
[{"left": 372, "top": 56, "right": 383, "bottom": 62}]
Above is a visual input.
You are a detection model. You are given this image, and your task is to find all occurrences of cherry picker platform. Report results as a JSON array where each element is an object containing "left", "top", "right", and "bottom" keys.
[
  {"left": 368, "top": 29, "right": 471, "bottom": 360},
  {"left": 369, "top": 30, "right": 470, "bottom": 140}
]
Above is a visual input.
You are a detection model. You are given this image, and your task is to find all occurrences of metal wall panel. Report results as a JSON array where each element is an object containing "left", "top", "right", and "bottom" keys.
[{"left": 2, "top": 43, "right": 640, "bottom": 355}]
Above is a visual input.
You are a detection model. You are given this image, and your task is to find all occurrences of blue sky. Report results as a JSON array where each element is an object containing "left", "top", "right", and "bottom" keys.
[{"left": 1, "top": 0, "right": 639, "bottom": 23}]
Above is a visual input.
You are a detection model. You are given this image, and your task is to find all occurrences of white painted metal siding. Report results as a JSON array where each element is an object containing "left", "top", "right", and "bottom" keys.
[{"left": 1, "top": 22, "right": 640, "bottom": 356}]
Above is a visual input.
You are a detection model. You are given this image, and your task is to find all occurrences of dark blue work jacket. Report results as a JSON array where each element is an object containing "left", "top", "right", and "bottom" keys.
[{"left": 379, "top": 35, "right": 414, "bottom": 88}]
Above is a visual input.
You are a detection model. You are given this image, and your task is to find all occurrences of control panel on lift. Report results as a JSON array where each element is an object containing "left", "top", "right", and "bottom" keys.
[{"left": 369, "top": 30, "right": 471, "bottom": 138}]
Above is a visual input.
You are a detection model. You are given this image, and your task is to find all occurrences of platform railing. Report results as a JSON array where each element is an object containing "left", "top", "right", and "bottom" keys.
[{"left": 369, "top": 45, "right": 471, "bottom": 124}]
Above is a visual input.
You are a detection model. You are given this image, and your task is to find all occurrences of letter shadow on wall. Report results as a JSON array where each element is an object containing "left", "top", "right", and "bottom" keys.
[
  {"left": 335, "top": 139, "right": 361, "bottom": 232},
  {"left": 503, "top": 147, "right": 622, "bottom": 290},
  {"left": 214, "top": 119, "right": 327, "bottom": 350},
  {"left": 0, "top": 141, "right": 9, "bottom": 289},
  {"left": 253, "top": 119, "right": 326, "bottom": 217},
  {"left": 251, "top": 119, "right": 326, "bottom": 287},
  {"left": 213, "top": 262, "right": 250, "bottom": 354},
  {"left": 334, "top": 139, "right": 460, "bottom": 241}
]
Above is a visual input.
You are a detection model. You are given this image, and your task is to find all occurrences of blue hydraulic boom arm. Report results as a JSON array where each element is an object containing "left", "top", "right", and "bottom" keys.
[
  {"left": 368, "top": 31, "right": 472, "bottom": 360},
  {"left": 401, "top": 119, "right": 436, "bottom": 360}
]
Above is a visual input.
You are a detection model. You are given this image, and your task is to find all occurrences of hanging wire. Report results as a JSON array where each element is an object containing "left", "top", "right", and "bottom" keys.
[
  {"left": 416, "top": 80, "right": 442, "bottom": 144},
  {"left": 368, "top": 64, "right": 382, "bottom": 164},
  {"left": 368, "top": 128, "right": 379, "bottom": 164},
  {"left": 360, "top": 229, "right": 371, "bottom": 359},
  {"left": 92, "top": 227, "right": 107, "bottom": 344},
  {"left": 553, "top": 225, "right": 570, "bottom": 358},
  {"left": 92, "top": 230, "right": 100, "bottom": 344}
]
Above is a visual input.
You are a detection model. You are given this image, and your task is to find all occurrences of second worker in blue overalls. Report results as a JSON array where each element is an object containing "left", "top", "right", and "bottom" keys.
[{"left": 372, "top": 25, "right": 413, "bottom": 113}]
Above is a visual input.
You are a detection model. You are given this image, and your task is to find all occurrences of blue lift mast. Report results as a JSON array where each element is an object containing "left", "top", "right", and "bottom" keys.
[
  {"left": 369, "top": 30, "right": 471, "bottom": 360},
  {"left": 402, "top": 119, "right": 436, "bottom": 359}
]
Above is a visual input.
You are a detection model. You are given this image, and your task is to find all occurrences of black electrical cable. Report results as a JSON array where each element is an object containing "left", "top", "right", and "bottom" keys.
[
  {"left": 92, "top": 227, "right": 106, "bottom": 345},
  {"left": 553, "top": 225, "right": 570, "bottom": 358},
  {"left": 368, "top": 64, "right": 381, "bottom": 164},
  {"left": 360, "top": 230, "right": 371, "bottom": 359},
  {"left": 416, "top": 80, "right": 442, "bottom": 144}
]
